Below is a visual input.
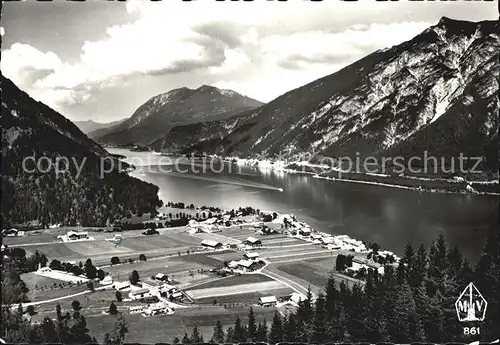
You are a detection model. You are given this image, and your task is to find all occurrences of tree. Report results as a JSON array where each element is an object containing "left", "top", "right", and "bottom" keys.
[
  {"left": 247, "top": 307, "right": 257, "bottom": 341},
  {"left": 26, "top": 305, "right": 36, "bottom": 316},
  {"left": 139, "top": 254, "right": 147, "bottom": 261},
  {"left": 112, "top": 314, "right": 129, "bottom": 344},
  {"left": 71, "top": 300, "right": 81, "bottom": 311},
  {"left": 190, "top": 327, "right": 202, "bottom": 343},
  {"left": 115, "top": 291, "right": 123, "bottom": 302},
  {"left": 182, "top": 333, "right": 190, "bottom": 344},
  {"left": 97, "top": 269, "right": 105, "bottom": 281},
  {"left": 110, "top": 257, "right": 120, "bottom": 265},
  {"left": 311, "top": 292, "right": 328, "bottom": 343},
  {"left": 268, "top": 311, "right": 283, "bottom": 344},
  {"left": 109, "top": 302, "right": 118, "bottom": 315},
  {"left": 256, "top": 320, "right": 268, "bottom": 342},
  {"left": 335, "top": 254, "right": 346, "bottom": 271},
  {"left": 129, "top": 270, "right": 140, "bottom": 285},
  {"left": 84, "top": 259, "right": 97, "bottom": 279},
  {"left": 172, "top": 336, "right": 180, "bottom": 344},
  {"left": 212, "top": 320, "right": 225, "bottom": 343},
  {"left": 233, "top": 317, "right": 246, "bottom": 343},
  {"left": 225, "top": 327, "right": 234, "bottom": 343}
]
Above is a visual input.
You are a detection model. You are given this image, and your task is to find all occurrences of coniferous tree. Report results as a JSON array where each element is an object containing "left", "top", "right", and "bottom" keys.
[
  {"left": 389, "top": 281, "right": 424, "bottom": 343},
  {"left": 347, "top": 284, "right": 366, "bottom": 341},
  {"left": 363, "top": 269, "right": 382, "bottom": 341},
  {"left": 211, "top": 320, "right": 225, "bottom": 343},
  {"left": 233, "top": 317, "right": 246, "bottom": 342},
  {"left": 225, "top": 327, "right": 234, "bottom": 343},
  {"left": 247, "top": 307, "right": 257, "bottom": 341},
  {"left": 268, "top": 311, "right": 283, "bottom": 344},
  {"left": 283, "top": 313, "right": 297, "bottom": 342},
  {"left": 295, "top": 287, "right": 314, "bottom": 341},
  {"left": 411, "top": 244, "right": 428, "bottom": 288},
  {"left": 474, "top": 224, "right": 499, "bottom": 341},
  {"left": 311, "top": 292, "right": 328, "bottom": 343},
  {"left": 182, "top": 333, "right": 190, "bottom": 344},
  {"left": 256, "top": 320, "right": 268, "bottom": 342},
  {"left": 190, "top": 327, "right": 201, "bottom": 343}
]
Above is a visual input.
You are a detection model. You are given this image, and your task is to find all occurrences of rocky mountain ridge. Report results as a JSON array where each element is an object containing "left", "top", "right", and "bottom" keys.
[
  {"left": 92, "top": 85, "right": 263, "bottom": 146},
  {"left": 185, "top": 17, "right": 499, "bottom": 177}
]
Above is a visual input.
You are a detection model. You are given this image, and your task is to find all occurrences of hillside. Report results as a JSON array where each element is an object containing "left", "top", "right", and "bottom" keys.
[
  {"left": 1, "top": 75, "right": 162, "bottom": 228},
  {"left": 92, "top": 85, "right": 263, "bottom": 146},
  {"left": 74, "top": 119, "right": 126, "bottom": 135},
  {"left": 199, "top": 18, "right": 498, "bottom": 178}
]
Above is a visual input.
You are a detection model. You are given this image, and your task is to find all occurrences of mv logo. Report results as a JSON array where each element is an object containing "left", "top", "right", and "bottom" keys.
[{"left": 455, "top": 282, "right": 488, "bottom": 322}]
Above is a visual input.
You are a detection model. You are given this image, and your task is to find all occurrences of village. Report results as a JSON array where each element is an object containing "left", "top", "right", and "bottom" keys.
[{"left": 2, "top": 204, "right": 401, "bottom": 340}]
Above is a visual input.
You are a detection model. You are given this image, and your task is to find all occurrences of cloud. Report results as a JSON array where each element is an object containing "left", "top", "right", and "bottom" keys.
[{"left": 5, "top": 0, "right": 483, "bottom": 120}]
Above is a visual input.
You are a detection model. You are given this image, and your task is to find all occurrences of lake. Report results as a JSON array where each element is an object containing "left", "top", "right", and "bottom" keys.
[{"left": 109, "top": 148, "right": 497, "bottom": 261}]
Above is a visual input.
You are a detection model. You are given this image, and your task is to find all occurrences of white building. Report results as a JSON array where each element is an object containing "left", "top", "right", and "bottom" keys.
[
  {"left": 201, "top": 239, "right": 223, "bottom": 249},
  {"left": 2, "top": 228, "right": 25, "bottom": 237},
  {"left": 129, "top": 287, "right": 151, "bottom": 300},
  {"left": 237, "top": 259, "right": 259, "bottom": 272},
  {"left": 143, "top": 302, "right": 173, "bottom": 316},
  {"left": 244, "top": 237, "right": 262, "bottom": 246},
  {"left": 154, "top": 273, "right": 169, "bottom": 282},
  {"left": 259, "top": 296, "right": 277, "bottom": 307},
  {"left": 244, "top": 252, "right": 260, "bottom": 260}
]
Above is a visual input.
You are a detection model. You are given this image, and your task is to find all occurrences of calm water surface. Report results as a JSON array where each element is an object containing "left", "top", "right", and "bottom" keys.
[{"left": 109, "top": 148, "right": 497, "bottom": 261}]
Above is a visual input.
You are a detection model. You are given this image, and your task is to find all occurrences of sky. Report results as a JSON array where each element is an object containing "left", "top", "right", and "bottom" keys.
[{"left": 1, "top": 0, "right": 497, "bottom": 123}]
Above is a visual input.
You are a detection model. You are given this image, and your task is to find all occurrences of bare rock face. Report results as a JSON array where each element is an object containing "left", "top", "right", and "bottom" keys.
[{"left": 208, "top": 18, "right": 498, "bottom": 176}]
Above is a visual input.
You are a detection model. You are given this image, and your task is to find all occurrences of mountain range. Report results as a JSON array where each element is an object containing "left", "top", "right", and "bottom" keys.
[
  {"left": 74, "top": 119, "right": 126, "bottom": 135},
  {"left": 93, "top": 18, "right": 498, "bottom": 180},
  {"left": 91, "top": 85, "right": 263, "bottom": 146},
  {"left": 1, "top": 75, "right": 162, "bottom": 228}
]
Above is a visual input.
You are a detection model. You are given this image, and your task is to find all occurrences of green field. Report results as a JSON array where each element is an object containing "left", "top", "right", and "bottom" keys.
[
  {"left": 185, "top": 273, "right": 273, "bottom": 291},
  {"left": 84, "top": 305, "right": 281, "bottom": 343},
  {"left": 194, "top": 287, "right": 294, "bottom": 305}
]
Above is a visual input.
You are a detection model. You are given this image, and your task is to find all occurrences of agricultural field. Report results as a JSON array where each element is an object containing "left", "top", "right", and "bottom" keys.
[
  {"left": 83, "top": 304, "right": 285, "bottom": 343},
  {"left": 185, "top": 273, "right": 294, "bottom": 305}
]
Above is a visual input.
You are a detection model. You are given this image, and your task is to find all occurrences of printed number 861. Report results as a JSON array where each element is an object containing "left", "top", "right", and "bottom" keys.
[{"left": 464, "top": 327, "right": 480, "bottom": 335}]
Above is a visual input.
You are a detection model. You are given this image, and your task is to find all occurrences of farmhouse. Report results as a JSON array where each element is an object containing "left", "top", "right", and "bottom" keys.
[
  {"left": 114, "top": 282, "right": 131, "bottom": 291},
  {"left": 201, "top": 239, "right": 223, "bottom": 249},
  {"left": 298, "top": 228, "right": 311, "bottom": 236},
  {"left": 129, "top": 306, "right": 144, "bottom": 314},
  {"left": 244, "top": 237, "right": 262, "bottom": 246},
  {"left": 290, "top": 292, "right": 306, "bottom": 304},
  {"left": 2, "top": 228, "right": 25, "bottom": 237},
  {"left": 243, "top": 252, "right": 260, "bottom": 260},
  {"left": 129, "top": 288, "right": 151, "bottom": 300},
  {"left": 170, "top": 291, "right": 183, "bottom": 301},
  {"left": 154, "top": 273, "right": 169, "bottom": 282},
  {"left": 144, "top": 302, "right": 172, "bottom": 316},
  {"left": 58, "top": 231, "right": 89, "bottom": 242},
  {"left": 310, "top": 233, "right": 322, "bottom": 240},
  {"left": 227, "top": 261, "right": 240, "bottom": 269},
  {"left": 237, "top": 260, "right": 260, "bottom": 272},
  {"left": 258, "top": 296, "right": 277, "bottom": 307},
  {"left": 68, "top": 231, "right": 89, "bottom": 240}
]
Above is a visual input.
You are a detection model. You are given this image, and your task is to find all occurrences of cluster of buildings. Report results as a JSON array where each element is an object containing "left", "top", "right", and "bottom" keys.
[
  {"left": 346, "top": 257, "right": 385, "bottom": 275},
  {"left": 258, "top": 292, "right": 306, "bottom": 307},
  {"left": 225, "top": 251, "right": 265, "bottom": 273}
]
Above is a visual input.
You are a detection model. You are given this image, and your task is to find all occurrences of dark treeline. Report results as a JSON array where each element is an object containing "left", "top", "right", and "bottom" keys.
[
  {"left": 2, "top": 137, "right": 163, "bottom": 228},
  {"left": 0, "top": 303, "right": 129, "bottom": 344},
  {"left": 186, "top": 230, "right": 499, "bottom": 343}
]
